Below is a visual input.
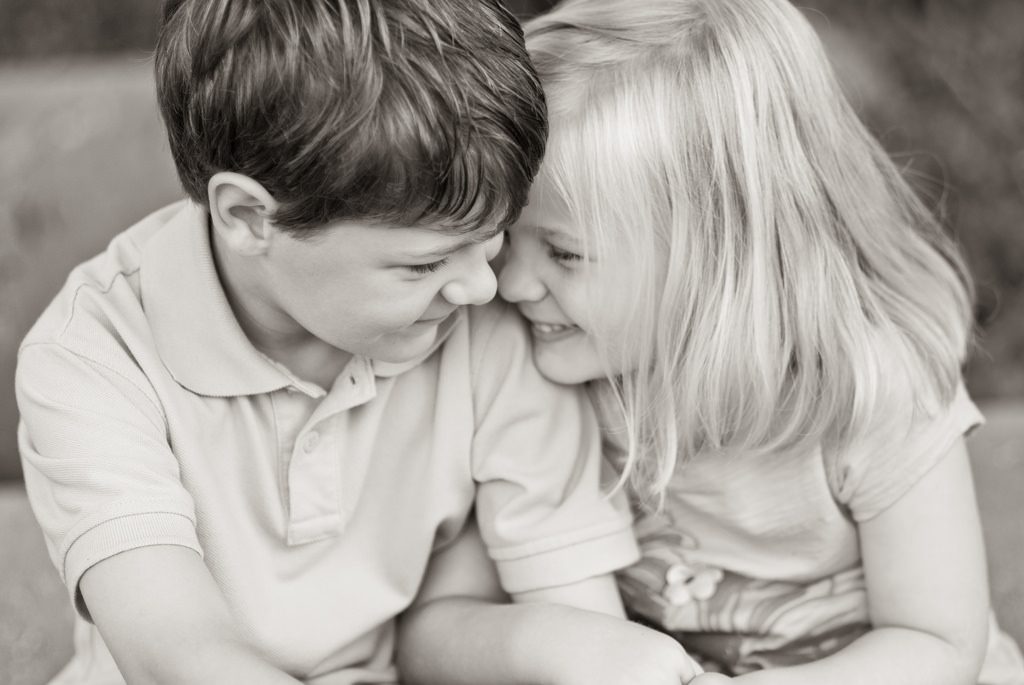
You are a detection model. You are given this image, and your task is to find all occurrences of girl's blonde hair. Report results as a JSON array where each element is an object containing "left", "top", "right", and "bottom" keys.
[{"left": 525, "top": 0, "right": 974, "bottom": 506}]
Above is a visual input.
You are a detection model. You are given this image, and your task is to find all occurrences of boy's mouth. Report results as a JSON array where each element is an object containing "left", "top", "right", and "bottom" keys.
[{"left": 417, "top": 309, "right": 456, "bottom": 325}]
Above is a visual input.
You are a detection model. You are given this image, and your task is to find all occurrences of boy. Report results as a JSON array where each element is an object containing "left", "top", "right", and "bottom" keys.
[{"left": 15, "top": 1, "right": 638, "bottom": 683}]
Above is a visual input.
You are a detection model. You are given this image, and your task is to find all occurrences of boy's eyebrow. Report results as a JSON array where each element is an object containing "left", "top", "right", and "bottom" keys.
[{"left": 414, "top": 224, "right": 505, "bottom": 259}]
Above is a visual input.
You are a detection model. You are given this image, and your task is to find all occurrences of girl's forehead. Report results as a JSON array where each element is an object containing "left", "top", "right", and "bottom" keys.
[{"left": 520, "top": 188, "right": 581, "bottom": 237}]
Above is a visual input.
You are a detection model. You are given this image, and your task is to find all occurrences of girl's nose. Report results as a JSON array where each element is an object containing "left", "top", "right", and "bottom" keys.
[{"left": 497, "top": 248, "right": 546, "bottom": 303}]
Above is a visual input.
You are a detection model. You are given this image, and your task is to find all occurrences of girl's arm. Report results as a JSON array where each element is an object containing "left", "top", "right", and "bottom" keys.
[
  {"left": 397, "top": 520, "right": 701, "bottom": 685},
  {"left": 696, "top": 437, "right": 989, "bottom": 685},
  {"left": 81, "top": 545, "right": 302, "bottom": 684}
]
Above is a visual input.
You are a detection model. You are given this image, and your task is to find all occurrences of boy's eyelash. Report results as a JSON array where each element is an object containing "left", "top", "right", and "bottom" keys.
[{"left": 408, "top": 257, "right": 449, "bottom": 274}]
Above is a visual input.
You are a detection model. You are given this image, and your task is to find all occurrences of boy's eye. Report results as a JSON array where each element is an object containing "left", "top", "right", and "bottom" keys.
[
  {"left": 547, "top": 245, "right": 582, "bottom": 265},
  {"left": 407, "top": 257, "right": 449, "bottom": 275}
]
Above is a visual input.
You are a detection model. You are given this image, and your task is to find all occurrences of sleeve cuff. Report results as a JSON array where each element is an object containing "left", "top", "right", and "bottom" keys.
[
  {"left": 64, "top": 511, "right": 202, "bottom": 620},
  {"left": 852, "top": 383, "right": 983, "bottom": 522},
  {"left": 493, "top": 524, "right": 640, "bottom": 594}
]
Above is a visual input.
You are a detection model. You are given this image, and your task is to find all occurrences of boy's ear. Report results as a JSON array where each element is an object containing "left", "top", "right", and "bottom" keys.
[{"left": 208, "top": 172, "right": 279, "bottom": 256}]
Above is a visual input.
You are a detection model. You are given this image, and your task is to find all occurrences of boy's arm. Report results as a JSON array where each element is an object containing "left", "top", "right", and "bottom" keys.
[
  {"left": 17, "top": 344, "right": 297, "bottom": 684},
  {"left": 717, "top": 438, "right": 989, "bottom": 685},
  {"left": 468, "top": 306, "right": 640, "bottom": 603},
  {"left": 512, "top": 573, "right": 625, "bottom": 616},
  {"left": 399, "top": 308, "right": 699, "bottom": 683},
  {"left": 399, "top": 521, "right": 700, "bottom": 685},
  {"left": 82, "top": 545, "right": 301, "bottom": 684}
]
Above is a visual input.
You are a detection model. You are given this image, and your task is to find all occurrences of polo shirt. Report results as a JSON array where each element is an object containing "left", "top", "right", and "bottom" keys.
[{"left": 16, "top": 201, "right": 639, "bottom": 685}]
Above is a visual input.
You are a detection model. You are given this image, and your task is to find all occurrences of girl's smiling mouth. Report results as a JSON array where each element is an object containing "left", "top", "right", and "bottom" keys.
[{"left": 529, "top": 321, "right": 581, "bottom": 342}]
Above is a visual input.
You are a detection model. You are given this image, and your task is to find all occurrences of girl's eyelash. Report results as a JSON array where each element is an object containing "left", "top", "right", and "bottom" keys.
[
  {"left": 548, "top": 245, "right": 582, "bottom": 264},
  {"left": 408, "top": 257, "right": 449, "bottom": 274}
]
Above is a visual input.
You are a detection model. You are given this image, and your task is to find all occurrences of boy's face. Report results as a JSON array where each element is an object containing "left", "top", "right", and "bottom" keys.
[
  {"left": 261, "top": 219, "right": 504, "bottom": 364},
  {"left": 498, "top": 184, "right": 637, "bottom": 385}
]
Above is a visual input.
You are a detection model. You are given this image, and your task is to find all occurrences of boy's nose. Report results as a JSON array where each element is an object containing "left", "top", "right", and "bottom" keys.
[
  {"left": 497, "top": 252, "right": 545, "bottom": 304},
  {"left": 441, "top": 257, "right": 498, "bottom": 307}
]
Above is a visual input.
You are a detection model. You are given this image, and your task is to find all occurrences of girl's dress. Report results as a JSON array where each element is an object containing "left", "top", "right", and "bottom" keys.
[{"left": 611, "top": 382, "right": 1024, "bottom": 683}]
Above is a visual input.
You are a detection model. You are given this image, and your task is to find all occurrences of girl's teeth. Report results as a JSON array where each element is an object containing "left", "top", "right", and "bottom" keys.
[{"left": 534, "top": 323, "right": 571, "bottom": 333}]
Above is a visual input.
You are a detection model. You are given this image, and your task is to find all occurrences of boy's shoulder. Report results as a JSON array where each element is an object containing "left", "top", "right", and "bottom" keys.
[
  {"left": 460, "top": 298, "right": 534, "bottom": 369},
  {"left": 451, "top": 299, "right": 573, "bottom": 411},
  {"left": 19, "top": 201, "right": 191, "bottom": 354},
  {"left": 464, "top": 298, "right": 528, "bottom": 338}
]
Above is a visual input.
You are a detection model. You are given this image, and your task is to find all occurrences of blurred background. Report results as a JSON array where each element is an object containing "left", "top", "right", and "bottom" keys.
[{"left": 0, "top": 1, "right": 1021, "bottom": 683}]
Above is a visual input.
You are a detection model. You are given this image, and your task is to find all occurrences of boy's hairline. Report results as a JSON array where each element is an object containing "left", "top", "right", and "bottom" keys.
[{"left": 271, "top": 207, "right": 511, "bottom": 246}]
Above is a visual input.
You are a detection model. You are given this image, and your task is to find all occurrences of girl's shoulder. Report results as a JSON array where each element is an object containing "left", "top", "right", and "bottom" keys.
[{"left": 825, "top": 376, "right": 982, "bottom": 523}]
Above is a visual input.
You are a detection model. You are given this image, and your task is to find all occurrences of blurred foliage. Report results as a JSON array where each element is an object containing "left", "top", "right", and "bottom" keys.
[
  {"left": 798, "top": 0, "right": 1024, "bottom": 397},
  {"left": 0, "top": 0, "right": 545, "bottom": 58},
  {"left": 0, "top": 0, "right": 1021, "bottom": 397},
  {"left": 0, "top": 0, "right": 161, "bottom": 59}
]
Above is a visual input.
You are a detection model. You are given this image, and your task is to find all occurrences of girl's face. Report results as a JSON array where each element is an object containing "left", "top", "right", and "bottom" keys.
[{"left": 498, "top": 184, "right": 636, "bottom": 384}]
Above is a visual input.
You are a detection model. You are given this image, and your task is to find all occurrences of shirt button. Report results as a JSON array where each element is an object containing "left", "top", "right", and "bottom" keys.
[{"left": 302, "top": 431, "right": 320, "bottom": 453}]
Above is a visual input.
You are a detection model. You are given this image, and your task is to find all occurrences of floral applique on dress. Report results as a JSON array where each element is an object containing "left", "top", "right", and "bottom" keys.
[
  {"left": 617, "top": 508, "right": 724, "bottom": 622},
  {"left": 663, "top": 560, "right": 725, "bottom": 606}
]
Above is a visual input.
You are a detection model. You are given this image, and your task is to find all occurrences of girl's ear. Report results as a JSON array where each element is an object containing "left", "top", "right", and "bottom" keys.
[{"left": 207, "top": 172, "right": 279, "bottom": 257}]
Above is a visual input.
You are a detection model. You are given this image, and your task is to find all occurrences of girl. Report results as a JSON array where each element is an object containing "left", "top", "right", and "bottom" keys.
[{"left": 400, "top": 0, "right": 1024, "bottom": 683}]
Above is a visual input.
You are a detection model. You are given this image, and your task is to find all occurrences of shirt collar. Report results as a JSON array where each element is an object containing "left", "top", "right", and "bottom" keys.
[{"left": 140, "top": 201, "right": 458, "bottom": 396}]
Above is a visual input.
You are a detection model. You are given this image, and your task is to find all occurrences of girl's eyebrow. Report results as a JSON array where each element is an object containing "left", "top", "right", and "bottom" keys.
[{"left": 536, "top": 224, "right": 581, "bottom": 246}]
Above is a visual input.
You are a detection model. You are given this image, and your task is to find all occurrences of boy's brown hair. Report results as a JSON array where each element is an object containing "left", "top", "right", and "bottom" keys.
[{"left": 156, "top": 0, "right": 547, "bottom": 235}]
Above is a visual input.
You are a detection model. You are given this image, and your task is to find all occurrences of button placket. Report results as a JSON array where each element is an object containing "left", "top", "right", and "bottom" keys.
[
  {"left": 284, "top": 366, "right": 379, "bottom": 545},
  {"left": 286, "top": 421, "right": 341, "bottom": 545}
]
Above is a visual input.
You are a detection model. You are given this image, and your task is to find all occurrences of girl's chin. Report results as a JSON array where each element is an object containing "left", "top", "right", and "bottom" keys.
[{"left": 531, "top": 344, "right": 607, "bottom": 386}]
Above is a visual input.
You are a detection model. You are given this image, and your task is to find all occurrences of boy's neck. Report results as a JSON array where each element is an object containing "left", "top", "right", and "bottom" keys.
[
  {"left": 261, "top": 338, "right": 355, "bottom": 391},
  {"left": 210, "top": 226, "right": 353, "bottom": 390}
]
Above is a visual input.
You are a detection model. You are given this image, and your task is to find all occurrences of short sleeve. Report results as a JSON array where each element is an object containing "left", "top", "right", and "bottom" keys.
[
  {"left": 831, "top": 380, "right": 983, "bottom": 522},
  {"left": 16, "top": 342, "right": 200, "bottom": 617},
  {"left": 468, "top": 305, "right": 639, "bottom": 594}
]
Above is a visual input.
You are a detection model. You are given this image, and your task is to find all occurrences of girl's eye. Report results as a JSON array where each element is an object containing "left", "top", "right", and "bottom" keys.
[
  {"left": 548, "top": 245, "right": 582, "bottom": 265},
  {"left": 407, "top": 257, "right": 449, "bottom": 275}
]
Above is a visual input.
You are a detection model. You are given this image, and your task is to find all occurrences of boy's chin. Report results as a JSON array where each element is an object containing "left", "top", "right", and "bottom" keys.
[{"left": 362, "top": 326, "right": 442, "bottom": 365}]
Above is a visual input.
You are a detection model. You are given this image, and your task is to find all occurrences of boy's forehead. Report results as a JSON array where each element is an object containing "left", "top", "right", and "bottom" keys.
[
  {"left": 401, "top": 221, "right": 504, "bottom": 256},
  {"left": 438, "top": 221, "right": 505, "bottom": 243},
  {"left": 327, "top": 217, "right": 502, "bottom": 258}
]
